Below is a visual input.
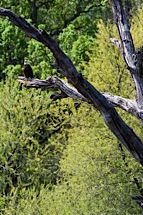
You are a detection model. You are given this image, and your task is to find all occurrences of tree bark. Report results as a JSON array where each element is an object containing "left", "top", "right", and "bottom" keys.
[
  {"left": 110, "top": 0, "right": 143, "bottom": 109},
  {"left": 18, "top": 76, "right": 142, "bottom": 122},
  {"left": 0, "top": 5, "right": 143, "bottom": 164}
]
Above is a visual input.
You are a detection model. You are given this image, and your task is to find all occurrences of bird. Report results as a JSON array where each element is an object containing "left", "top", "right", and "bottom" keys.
[{"left": 23, "top": 60, "right": 33, "bottom": 79}]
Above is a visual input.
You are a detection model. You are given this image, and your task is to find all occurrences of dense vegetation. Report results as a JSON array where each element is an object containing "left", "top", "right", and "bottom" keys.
[{"left": 1, "top": 0, "right": 143, "bottom": 214}]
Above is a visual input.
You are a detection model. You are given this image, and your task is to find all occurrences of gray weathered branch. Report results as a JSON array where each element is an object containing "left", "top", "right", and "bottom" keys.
[
  {"left": 18, "top": 76, "right": 143, "bottom": 124},
  {"left": 110, "top": 37, "right": 121, "bottom": 49},
  {"left": 103, "top": 93, "right": 137, "bottom": 113},
  {"left": 1, "top": 6, "right": 143, "bottom": 164},
  {"left": 110, "top": 0, "right": 143, "bottom": 109},
  {"left": 18, "top": 76, "right": 89, "bottom": 102}
]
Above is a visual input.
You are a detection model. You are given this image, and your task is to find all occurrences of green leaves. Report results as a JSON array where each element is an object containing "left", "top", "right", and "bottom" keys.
[
  {"left": 1, "top": 1, "right": 143, "bottom": 214},
  {"left": 0, "top": 75, "right": 70, "bottom": 196},
  {"left": 59, "top": 24, "right": 95, "bottom": 72},
  {"left": 0, "top": 19, "right": 28, "bottom": 79}
]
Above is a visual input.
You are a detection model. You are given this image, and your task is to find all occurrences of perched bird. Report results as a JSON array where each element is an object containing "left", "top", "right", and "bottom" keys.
[{"left": 23, "top": 60, "right": 33, "bottom": 79}]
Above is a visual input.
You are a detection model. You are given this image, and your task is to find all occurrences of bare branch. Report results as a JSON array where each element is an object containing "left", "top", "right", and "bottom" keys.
[
  {"left": 110, "top": 0, "right": 143, "bottom": 109},
  {"left": 18, "top": 76, "right": 143, "bottom": 124},
  {"left": 110, "top": 37, "right": 121, "bottom": 49},
  {"left": 1, "top": 7, "right": 143, "bottom": 164},
  {"left": 103, "top": 93, "right": 143, "bottom": 124},
  {"left": 103, "top": 93, "right": 136, "bottom": 112},
  {"left": 110, "top": 0, "right": 135, "bottom": 69},
  {"left": 18, "top": 76, "right": 89, "bottom": 102}
]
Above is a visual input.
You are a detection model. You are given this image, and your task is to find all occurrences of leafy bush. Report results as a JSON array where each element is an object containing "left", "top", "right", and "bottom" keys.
[{"left": 0, "top": 73, "right": 72, "bottom": 197}]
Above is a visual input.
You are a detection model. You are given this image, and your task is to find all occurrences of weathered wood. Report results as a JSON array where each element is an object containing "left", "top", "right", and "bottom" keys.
[
  {"left": 18, "top": 76, "right": 89, "bottom": 102},
  {"left": 18, "top": 76, "right": 143, "bottom": 123},
  {"left": 110, "top": 0, "right": 143, "bottom": 109},
  {"left": 1, "top": 6, "right": 143, "bottom": 164},
  {"left": 102, "top": 93, "right": 142, "bottom": 122}
]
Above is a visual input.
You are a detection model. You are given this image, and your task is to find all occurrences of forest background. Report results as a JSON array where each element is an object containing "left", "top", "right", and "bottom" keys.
[{"left": 1, "top": 0, "right": 143, "bottom": 214}]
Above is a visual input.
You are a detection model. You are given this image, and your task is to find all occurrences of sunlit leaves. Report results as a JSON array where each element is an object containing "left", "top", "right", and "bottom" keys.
[
  {"left": 0, "top": 74, "right": 70, "bottom": 195},
  {"left": 131, "top": 6, "right": 143, "bottom": 49}
]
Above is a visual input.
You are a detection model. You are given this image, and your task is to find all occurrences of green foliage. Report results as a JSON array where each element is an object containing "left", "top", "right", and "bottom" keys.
[
  {"left": 131, "top": 5, "right": 143, "bottom": 49},
  {"left": 26, "top": 39, "right": 54, "bottom": 79},
  {"left": 0, "top": 18, "right": 28, "bottom": 79},
  {"left": 0, "top": 0, "right": 109, "bottom": 80},
  {"left": 83, "top": 20, "right": 134, "bottom": 99},
  {"left": 37, "top": 0, "right": 108, "bottom": 34},
  {"left": 83, "top": 8, "right": 143, "bottom": 138},
  {"left": 1, "top": 1, "right": 143, "bottom": 215},
  {"left": 59, "top": 24, "right": 95, "bottom": 72},
  {"left": 57, "top": 104, "right": 143, "bottom": 214},
  {"left": 2, "top": 104, "right": 143, "bottom": 215},
  {"left": 0, "top": 73, "right": 73, "bottom": 197}
]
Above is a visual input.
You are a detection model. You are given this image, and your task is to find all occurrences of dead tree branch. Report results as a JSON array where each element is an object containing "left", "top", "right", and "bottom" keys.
[
  {"left": 110, "top": 0, "right": 143, "bottom": 110},
  {"left": 18, "top": 76, "right": 89, "bottom": 102},
  {"left": 110, "top": 37, "right": 121, "bottom": 49},
  {"left": 1, "top": 6, "right": 143, "bottom": 164},
  {"left": 18, "top": 76, "right": 143, "bottom": 122},
  {"left": 102, "top": 93, "right": 141, "bottom": 120}
]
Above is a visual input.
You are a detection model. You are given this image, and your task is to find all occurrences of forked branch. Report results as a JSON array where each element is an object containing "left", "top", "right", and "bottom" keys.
[
  {"left": 1, "top": 6, "right": 143, "bottom": 164},
  {"left": 18, "top": 76, "right": 143, "bottom": 123},
  {"left": 18, "top": 76, "right": 89, "bottom": 102}
]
